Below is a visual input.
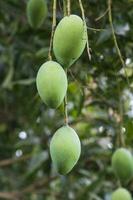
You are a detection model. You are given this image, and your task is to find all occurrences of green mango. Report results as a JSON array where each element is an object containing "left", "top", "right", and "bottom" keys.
[
  {"left": 53, "top": 15, "right": 87, "bottom": 68},
  {"left": 27, "top": 0, "right": 47, "bottom": 29},
  {"left": 112, "top": 148, "right": 133, "bottom": 183},
  {"left": 50, "top": 125, "right": 81, "bottom": 175},
  {"left": 36, "top": 61, "right": 67, "bottom": 108},
  {"left": 112, "top": 188, "right": 132, "bottom": 200}
]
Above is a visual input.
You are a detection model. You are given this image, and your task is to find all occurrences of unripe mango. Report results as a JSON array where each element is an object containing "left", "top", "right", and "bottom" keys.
[
  {"left": 50, "top": 125, "right": 81, "bottom": 175},
  {"left": 53, "top": 15, "right": 87, "bottom": 68},
  {"left": 27, "top": 0, "right": 47, "bottom": 29},
  {"left": 112, "top": 188, "right": 132, "bottom": 200},
  {"left": 112, "top": 148, "right": 133, "bottom": 183},
  {"left": 36, "top": 61, "right": 67, "bottom": 108}
]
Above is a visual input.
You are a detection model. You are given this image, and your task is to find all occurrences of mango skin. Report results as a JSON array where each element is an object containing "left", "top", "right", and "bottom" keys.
[
  {"left": 27, "top": 0, "right": 47, "bottom": 29},
  {"left": 36, "top": 61, "right": 67, "bottom": 108},
  {"left": 50, "top": 126, "right": 81, "bottom": 175},
  {"left": 112, "top": 188, "right": 132, "bottom": 200},
  {"left": 112, "top": 148, "right": 133, "bottom": 183},
  {"left": 53, "top": 15, "right": 87, "bottom": 68}
]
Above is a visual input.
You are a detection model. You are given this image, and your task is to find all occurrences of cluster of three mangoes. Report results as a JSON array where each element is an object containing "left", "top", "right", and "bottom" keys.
[
  {"left": 36, "top": 12, "right": 87, "bottom": 174},
  {"left": 27, "top": 0, "right": 87, "bottom": 175}
]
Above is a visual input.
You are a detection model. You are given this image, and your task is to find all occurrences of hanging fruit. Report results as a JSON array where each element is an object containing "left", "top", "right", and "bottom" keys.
[
  {"left": 112, "top": 148, "right": 133, "bottom": 183},
  {"left": 27, "top": 0, "right": 47, "bottom": 29},
  {"left": 36, "top": 61, "right": 68, "bottom": 108},
  {"left": 50, "top": 125, "right": 81, "bottom": 175},
  {"left": 53, "top": 15, "right": 87, "bottom": 68},
  {"left": 111, "top": 188, "right": 132, "bottom": 200}
]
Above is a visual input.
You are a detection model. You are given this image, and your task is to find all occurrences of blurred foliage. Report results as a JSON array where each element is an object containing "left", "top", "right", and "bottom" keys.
[{"left": 0, "top": 0, "right": 133, "bottom": 199}]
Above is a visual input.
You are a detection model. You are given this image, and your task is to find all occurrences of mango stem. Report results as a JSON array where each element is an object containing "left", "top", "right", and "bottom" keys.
[
  {"left": 48, "top": 0, "right": 57, "bottom": 61},
  {"left": 67, "top": 0, "right": 71, "bottom": 16},
  {"left": 64, "top": 69, "right": 68, "bottom": 125},
  {"left": 78, "top": 0, "right": 91, "bottom": 60}
]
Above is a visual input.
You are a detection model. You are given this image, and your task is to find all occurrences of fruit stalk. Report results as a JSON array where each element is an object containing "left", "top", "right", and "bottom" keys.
[
  {"left": 48, "top": 0, "right": 57, "bottom": 61},
  {"left": 67, "top": 0, "right": 71, "bottom": 16},
  {"left": 118, "top": 84, "right": 125, "bottom": 147},
  {"left": 64, "top": 69, "right": 68, "bottom": 125},
  {"left": 108, "top": 0, "right": 125, "bottom": 148},
  {"left": 108, "top": 0, "right": 131, "bottom": 90},
  {"left": 63, "top": 1, "right": 70, "bottom": 124},
  {"left": 63, "top": 0, "right": 67, "bottom": 16},
  {"left": 78, "top": 0, "right": 91, "bottom": 60}
]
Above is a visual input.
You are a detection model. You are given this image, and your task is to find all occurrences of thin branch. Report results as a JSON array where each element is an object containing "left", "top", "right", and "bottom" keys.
[
  {"left": 108, "top": 0, "right": 126, "bottom": 147},
  {"left": 0, "top": 176, "right": 57, "bottom": 200},
  {"left": 21, "top": 176, "right": 57, "bottom": 194},
  {"left": 0, "top": 192, "right": 18, "bottom": 200},
  {"left": 64, "top": 96, "right": 68, "bottom": 125},
  {"left": 78, "top": 0, "right": 91, "bottom": 60},
  {"left": 0, "top": 154, "right": 31, "bottom": 167},
  {"left": 48, "top": 0, "right": 57, "bottom": 61},
  {"left": 117, "top": 83, "right": 125, "bottom": 147},
  {"left": 64, "top": 69, "right": 68, "bottom": 125},
  {"left": 69, "top": 69, "right": 83, "bottom": 95},
  {"left": 67, "top": 0, "right": 71, "bottom": 16},
  {"left": 63, "top": 0, "right": 67, "bottom": 16},
  {"left": 108, "top": 0, "right": 130, "bottom": 89},
  {"left": 63, "top": 2, "right": 69, "bottom": 125},
  {"left": 87, "top": 26, "right": 106, "bottom": 32},
  {"left": 58, "top": 0, "right": 63, "bottom": 13},
  {"left": 95, "top": 8, "right": 109, "bottom": 21}
]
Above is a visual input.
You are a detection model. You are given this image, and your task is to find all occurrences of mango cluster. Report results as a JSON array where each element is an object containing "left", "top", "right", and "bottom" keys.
[
  {"left": 27, "top": 2, "right": 88, "bottom": 174},
  {"left": 111, "top": 148, "right": 133, "bottom": 199}
]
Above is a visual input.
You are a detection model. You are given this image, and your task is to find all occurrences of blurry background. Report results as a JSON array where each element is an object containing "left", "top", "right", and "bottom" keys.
[{"left": 0, "top": 0, "right": 133, "bottom": 199}]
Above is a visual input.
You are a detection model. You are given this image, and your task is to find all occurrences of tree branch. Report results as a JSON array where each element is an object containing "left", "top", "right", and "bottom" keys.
[
  {"left": 108, "top": 0, "right": 130, "bottom": 90},
  {"left": 0, "top": 176, "right": 57, "bottom": 199},
  {"left": 0, "top": 154, "right": 31, "bottom": 167}
]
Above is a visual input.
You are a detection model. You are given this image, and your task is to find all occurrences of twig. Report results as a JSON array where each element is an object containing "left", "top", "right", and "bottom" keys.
[
  {"left": 108, "top": 0, "right": 126, "bottom": 147},
  {"left": 87, "top": 26, "right": 106, "bottom": 32},
  {"left": 0, "top": 154, "right": 31, "bottom": 167},
  {"left": 63, "top": 2, "right": 69, "bottom": 125},
  {"left": 69, "top": 69, "right": 83, "bottom": 95},
  {"left": 48, "top": 0, "right": 57, "bottom": 60},
  {"left": 117, "top": 83, "right": 125, "bottom": 147},
  {"left": 58, "top": 0, "right": 63, "bottom": 14},
  {"left": 21, "top": 176, "right": 57, "bottom": 194},
  {"left": 0, "top": 176, "right": 57, "bottom": 199},
  {"left": 78, "top": 0, "right": 91, "bottom": 60},
  {"left": 63, "top": 0, "right": 67, "bottom": 16},
  {"left": 64, "top": 96, "right": 68, "bottom": 125},
  {"left": 0, "top": 192, "right": 18, "bottom": 200},
  {"left": 95, "top": 8, "right": 109, "bottom": 21},
  {"left": 108, "top": 0, "right": 130, "bottom": 89},
  {"left": 64, "top": 69, "right": 68, "bottom": 125},
  {"left": 67, "top": 0, "right": 71, "bottom": 16}
]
